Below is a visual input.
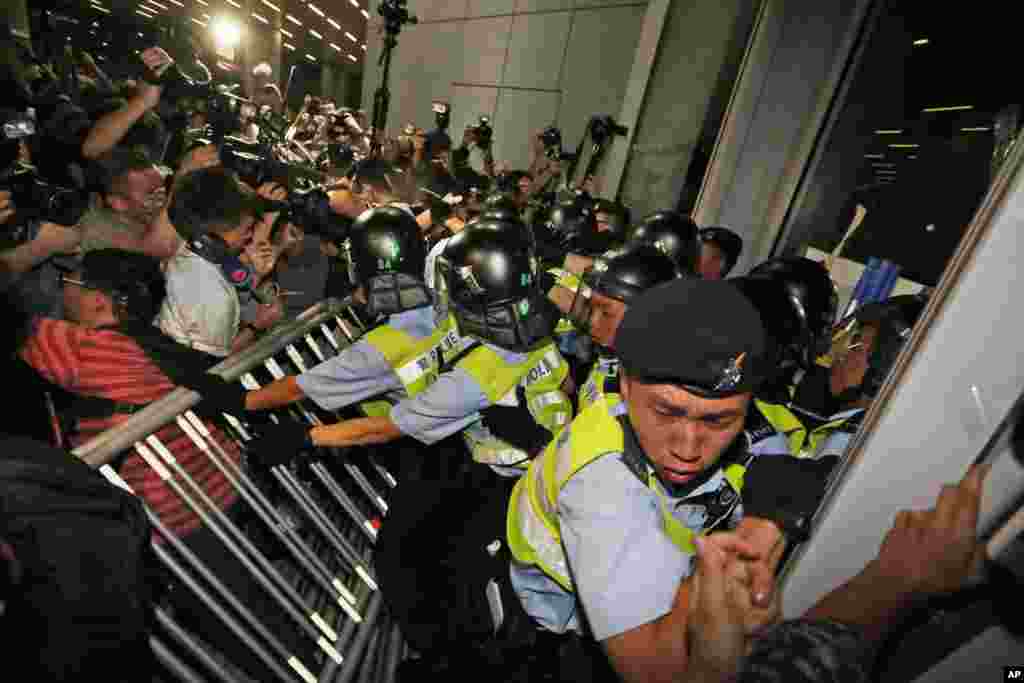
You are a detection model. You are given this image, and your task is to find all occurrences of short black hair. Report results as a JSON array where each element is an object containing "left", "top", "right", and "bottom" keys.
[
  {"left": 352, "top": 158, "right": 398, "bottom": 191},
  {"left": 93, "top": 146, "right": 155, "bottom": 196},
  {"left": 81, "top": 248, "right": 166, "bottom": 322},
  {"left": 167, "top": 166, "right": 256, "bottom": 241}
]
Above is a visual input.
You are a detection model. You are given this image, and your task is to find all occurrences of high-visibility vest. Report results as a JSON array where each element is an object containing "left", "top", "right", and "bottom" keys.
[
  {"left": 754, "top": 399, "right": 862, "bottom": 459},
  {"left": 547, "top": 267, "right": 580, "bottom": 336},
  {"left": 578, "top": 356, "right": 621, "bottom": 413},
  {"left": 358, "top": 313, "right": 465, "bottom": 418},
  {"left": 458, "top": 343, "right": 573, "bottom": 469},
  {"left": 507, "top": 398, "right": 747, "bottom": 591}
]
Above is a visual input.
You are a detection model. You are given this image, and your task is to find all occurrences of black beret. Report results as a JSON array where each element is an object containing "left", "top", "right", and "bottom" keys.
[{"left": 616, "top": 278, "right": 769, "bottom": 397}]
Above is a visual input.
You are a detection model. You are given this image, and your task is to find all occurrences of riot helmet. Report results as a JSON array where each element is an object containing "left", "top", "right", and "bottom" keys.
[
  {"left": 439, "top": 225, "right": 558, "bottom": 352},
  {"left": 346, "top": 205, "right": 430, "bottom": 318},
  {"left": 569, "top": 243, "right": 680, "bottom": 351},
  {"left": 698, "top": 226, "right": 743, "bottom": 279},
  {"left": 748, "top": 257, "right": 839, "bottom": 367},
  {"left": 729, "top": 276, "right": 809, "bottom": 385},
  {"left": 592, "top": 199, "right": 631, "bottom": 240},
  {"left": 626, "top": 210, "right": 699, "bottom": 275}
]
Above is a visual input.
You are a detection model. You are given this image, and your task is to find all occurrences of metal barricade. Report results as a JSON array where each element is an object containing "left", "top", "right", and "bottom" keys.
[{"left": 72, "top": 298, "right": 403, "bottom": 683}]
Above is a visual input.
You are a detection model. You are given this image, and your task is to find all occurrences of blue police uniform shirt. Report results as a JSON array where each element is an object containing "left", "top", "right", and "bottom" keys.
[
  {"left": 296, "top": 306, "right": 435, "bottom": 411},
  {"left": 510, "top": 448, "right": 744, "bottom": 641},
  {"left": 390, "top": 343, "right": 528, "bottom": 446}
]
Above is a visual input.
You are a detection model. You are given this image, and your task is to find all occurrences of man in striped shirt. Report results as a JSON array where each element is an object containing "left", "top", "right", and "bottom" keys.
[{"left": 18, "top": 248, "right": 240, "bottom": 540}]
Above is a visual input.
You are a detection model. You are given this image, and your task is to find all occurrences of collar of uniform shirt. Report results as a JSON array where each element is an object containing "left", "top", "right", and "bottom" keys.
[{"left": 310, "top": 415, "right": 403, "bottom": 448}]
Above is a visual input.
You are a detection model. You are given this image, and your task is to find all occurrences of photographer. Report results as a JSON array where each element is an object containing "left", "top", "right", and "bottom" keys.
[
  {"left": 80, "top": 47, "right": 172, "bottom": 161},
  {"left": 451, "top": 118, "right": 496, "bottom": 188}
]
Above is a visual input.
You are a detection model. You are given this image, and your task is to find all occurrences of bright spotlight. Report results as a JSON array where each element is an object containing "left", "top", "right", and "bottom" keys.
[{"left": 211, "top": 16, "right": 241, "bottom": 48}]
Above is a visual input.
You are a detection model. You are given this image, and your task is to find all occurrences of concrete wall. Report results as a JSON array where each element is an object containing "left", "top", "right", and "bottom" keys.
[
  {"left": 616, "top": 0, "right": 760, "bottom": 217},
  {"left": 361, "top": 0, "right": 647, "bottom": 171}
]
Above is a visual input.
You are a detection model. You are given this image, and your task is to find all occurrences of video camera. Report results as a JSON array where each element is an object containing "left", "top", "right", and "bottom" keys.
[
  {"left": 432, "top": 101, "right": 450, "bottom": 131},
  {"left": 540, "top": 126, "right": 575, "bottom": 161},
  {"left": 467, "top": 115, "right": 493, "bottom": 149},
  {"left": 1, "top": 114, "right": 88, "bottom": 248},
  {"left": 588, "top": 115, "right": 628, "bottom": 146}
]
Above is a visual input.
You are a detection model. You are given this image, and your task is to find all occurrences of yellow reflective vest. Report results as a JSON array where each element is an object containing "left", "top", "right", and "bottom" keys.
[{"left": 507, "top": 397, "right": 747, "bottom": 591}]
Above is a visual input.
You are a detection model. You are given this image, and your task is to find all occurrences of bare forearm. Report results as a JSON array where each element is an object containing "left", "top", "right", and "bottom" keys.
[
  {"left": 231, "top": 326, "right": 259, "bottom": 353},
  {"left": 803, "top": 561, "right": 919, "bottom": 645},
  {"left": 82, "top": 95, "right": 149, "bottom": 159},
  {"left": 246, "top": 375, "right": 306, "bottom": 411},
  {"left": 310, "top": 416, "right": 402, "bottom": 448}
]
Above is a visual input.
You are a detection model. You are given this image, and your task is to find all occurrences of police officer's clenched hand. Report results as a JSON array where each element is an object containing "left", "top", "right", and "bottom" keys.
[{"left": 245, "top": 422, "right": 315, "bottom": 467}]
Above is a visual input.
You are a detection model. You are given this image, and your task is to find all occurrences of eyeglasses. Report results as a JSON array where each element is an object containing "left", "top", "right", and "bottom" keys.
[{"left": 60, "top": 275, "right": 97, "bottom": 290}]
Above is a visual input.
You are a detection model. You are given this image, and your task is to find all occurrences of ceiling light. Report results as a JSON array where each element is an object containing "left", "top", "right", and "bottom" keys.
[
  {"left": 888, "top": 143, "right": 919, "bottom": 148},
  {"left": 280, "top": 28, "right": 293, "bottom": 37},
  {"left": 136, "top": 9, "right": 154, "bottom": 18},
  {"left": 211, "top": 16, "right": 242, "bottom": 48},
  {"left": 327, "top": 18, "right": 340, "bottom": 30},
  {"left": 908, "top": 155, "right": 918, "bottom": 159},
  {"left": 139, "top": 4, "right": 160, "bottom": 13},
  {"left": 191, "top": 17, "right": 207, "bottom": 26},
  {"left": 871, "top": 162, "right": 896, "bottom": 167},
  {"left": 202, "top": 13, "right": 210, "bottom": 19},
  {"left": 347, "top": 54, "right": 357, "bottom": 62},
  {"left": 876, "top": 169, "right": 897, "bottom": 174},
  {"left": 330, "top": 42, "right": 341, "bottom": 51},
  {"left": 138, "top": 32, "right": 144, "bottom": 37},
  {"left": 961, "top": 126, "right": 992, "bottom": 132},
  {"left": 261, "top": 0, "right": 280, "bottom": 12},
  {"left": 361, "top": 44, "right": 366, "bottom": 51},
  {"left": 874, "top": 129, "right": 902, "bottom": 135},
  {"left": 309, "top": 29, "right": 322, "bottom": 39},
  {"left": 251, "top": 12, "right": 268, "bottom": 24},
  {"left": 167, "top": 0, "right": 184, "bottom": 6},
  {"left": 308, "top": 3, "right": 324, "bottom": 17},
  {"left": 306, "top": 53, "right": 317, "bottom": 62},
  {"left": 922, "top": 105, "right": 973, "bottom": 113},
  {"left": 195, "top": 0, "right": 208, "bottom": 5},
  {"left": 864, "top": 153, "right": 885, "bottom": 159},
  {"left": 226, "top": 0, "right": 241, "bottom": 8},
  {"left": 145, "top": 0, "right": 167, "bottom": 8},
  {"left": 283, "top": 42, "right": 295, "bottom": 50},
  {"left": 350, "top": 0, "right": 360, "bottom": 6},
  {"left": 285, "top": 13, "right": 301, "bottom": 25},
  {"left": 360, "top": 9, "right": 369, "bottom": 19},
  {"left": 345, "top": 31, "right": 357, "bottom": 42},
  {"left": 913, "top": 38, "right": 929, "bottom": 46}
]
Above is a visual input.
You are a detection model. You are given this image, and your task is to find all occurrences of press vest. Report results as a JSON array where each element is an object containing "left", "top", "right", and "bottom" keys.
[
  {"left": 358, "top": 312, "right": 465, "bottom": 418},
  {"left": 507, "top": 397, "right": 748, "bottom": 591},
  {"left": 458, "top": 342, "right": 573, "bottom": 470}
]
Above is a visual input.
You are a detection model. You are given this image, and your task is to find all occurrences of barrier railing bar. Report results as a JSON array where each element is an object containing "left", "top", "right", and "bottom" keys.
[
  {"left": 153, "top": 606, "right": 242, "bottom": 683},
  {"left": 151, "top": 634, "right": 207, "bottom": 683}
]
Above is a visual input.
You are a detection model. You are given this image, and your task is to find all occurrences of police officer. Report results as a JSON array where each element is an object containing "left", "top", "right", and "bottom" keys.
[
  {"left": 567, "top": 244, "right": 680, "bottom": 411},
  {"left": 625, "top": 210, "right": 700, "bottom": 275},
  {"left": 505, "top": 278, "right": 835, "bottom": 683},
  {"left": 741, "top": 257, "right": 840, "bottom": 458},
  {"left": 810, "top": 294, "right": 925, "bottom": 462},
  {"left": 729, "top": 274, "right": 834, "bottom": 456},
  {"left": 697, "top": 226, "right": 743, "bottom": 280}
]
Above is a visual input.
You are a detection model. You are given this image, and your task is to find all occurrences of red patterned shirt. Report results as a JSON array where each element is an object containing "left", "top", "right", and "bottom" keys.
[{"left": 20, "top": 318, "right": 241, "bottom": 541}]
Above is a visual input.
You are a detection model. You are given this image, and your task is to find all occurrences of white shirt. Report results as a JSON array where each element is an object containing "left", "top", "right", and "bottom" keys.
[{"left": 156, "top": 242, "right": 240, "bottom": 357}]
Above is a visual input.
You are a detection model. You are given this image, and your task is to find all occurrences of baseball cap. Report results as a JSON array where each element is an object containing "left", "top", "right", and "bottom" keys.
[{"left": 616, "top": 278, "right": 769, "bottom": 398}]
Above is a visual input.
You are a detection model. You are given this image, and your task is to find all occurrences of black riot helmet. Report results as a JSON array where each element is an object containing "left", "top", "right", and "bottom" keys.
[
  {"left": 482, "top": 192, "right": 521, "bottom": 215},
  {"left": 747, "top": 257, "right": 839, "bottom": 368},
  {"left": 542, "top": 199, "right": 597, "bottom": 245},
  {"left": 440, "top": 225, "right": 558, "bottom": 352},
  {"left": 699, "top": 226, "right": 743, "bottom": 278},
  {"left": 626, "top": 210, "right": 699, "bottom": 275},
  {"left": 569, "top": 244, "right": 680, "bottom": 345},
  {"left": 729, "top": 276, "right": 809, "bottom": 387},
  {"left": 346, "top": 205, "right": 431, "bottom": 318},
  {"left": 467, "top": 214, "right": 534, "bottom": 248},
  {"left": 592, "top": 199, "right": 631, "bottom": 240}
]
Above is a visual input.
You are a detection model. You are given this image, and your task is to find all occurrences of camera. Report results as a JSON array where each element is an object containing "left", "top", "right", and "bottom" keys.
[
  {"left": 1, "top": 163, "right": 89, "bottom": 247},
  {"left": 588, "top": 115, "right": 628, "bottom": 146},
  {"left": 540, "top": 126, "right": 565, "bottom": 160},
  {"left": 468, "top": 116, "right": 492, "bottom": 149},
  {"left": 432, "top": 101, "right": 450, "bottom": 131}
]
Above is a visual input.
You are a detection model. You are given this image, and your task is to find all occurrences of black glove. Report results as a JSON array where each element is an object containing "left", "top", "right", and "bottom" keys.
[
  {"left": 245, "top": 422, "right": 314, "bottom": 467},
  {"left": 480, "top": 386, "right": 554, "bottom": 458},
  {"left": 741, "top": 456, "right": 838, "bottom": 542},
  {"left": 179, "top": 373, "right": 249, "bottom": 416}
]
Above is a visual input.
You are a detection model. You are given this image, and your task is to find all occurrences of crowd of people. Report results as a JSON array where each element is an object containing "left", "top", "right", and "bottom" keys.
[{"left": 0, "top": 20, "right": 1001, "bottom": 683}]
